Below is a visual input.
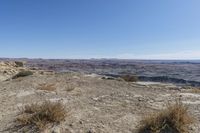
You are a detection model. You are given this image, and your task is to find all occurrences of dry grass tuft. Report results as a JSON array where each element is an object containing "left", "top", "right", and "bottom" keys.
[
  {"left": 65, "top": 84, "right": 75, "bottom": 92},
  {"left": 38, "top": 83, "right": 56, "bottom": 91},
  {"left": 16, "top": 101, "right": 67, "bottom": 131},
  {"left": 138, "top": 101, "right": 194, "bottom": 133},
  {"left": 121, "top": 75, "right": 138, "bottom": 82},
  {"left": 189, "top": 88, "right": 200, "bottom": 94}
]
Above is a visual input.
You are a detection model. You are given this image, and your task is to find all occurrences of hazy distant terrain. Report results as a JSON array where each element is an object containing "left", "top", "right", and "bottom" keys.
[{"left": 1, "top": 58, "right": 200, "bottom": 86}]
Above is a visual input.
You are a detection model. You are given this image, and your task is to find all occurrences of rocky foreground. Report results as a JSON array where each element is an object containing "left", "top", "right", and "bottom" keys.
[{"left": 0, "top": 62, "right": 200, "bottom": 133}]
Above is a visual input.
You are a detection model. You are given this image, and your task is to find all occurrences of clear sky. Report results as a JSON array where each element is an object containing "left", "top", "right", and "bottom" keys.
[{"left": 0, "top": 0, "right": 200, "bottom": 59}]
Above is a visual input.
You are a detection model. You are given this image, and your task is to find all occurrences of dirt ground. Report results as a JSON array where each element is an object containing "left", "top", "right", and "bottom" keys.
[{"left": 0, "top": 71, "right": 200, "bottom": 133}]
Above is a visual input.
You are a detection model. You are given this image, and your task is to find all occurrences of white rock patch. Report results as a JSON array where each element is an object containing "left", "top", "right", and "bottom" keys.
[{"left": 16, "top": 90, "right": 35, "bottom": 97}]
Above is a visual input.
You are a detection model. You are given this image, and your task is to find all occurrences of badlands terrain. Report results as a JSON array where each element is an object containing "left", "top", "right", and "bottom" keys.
[
  {"left": 1, "top": 59, "right": 200, "bottom": 86},
  {"left": 0, "top": 61, "right": 200, "bottom": 133}
]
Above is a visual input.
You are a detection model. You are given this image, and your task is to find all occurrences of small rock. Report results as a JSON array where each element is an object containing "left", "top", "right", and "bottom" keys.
[
  {"left": 87, "top": 128, "right": 96, "bottom": 133},
  {"left": 92, "top": 97, "right": 99, "bottom": 101},
  {"left": 51, "top": 127, "right": 61, "bottom": 133},
  {"left": 79, "top": 121, "right": 83, "bottom": 124},
  {"left": 87, "top": 130, "right": 93, "bottom": 133},
  {"left": 138, "top": 97, "right": 145, "bottom": 101}
]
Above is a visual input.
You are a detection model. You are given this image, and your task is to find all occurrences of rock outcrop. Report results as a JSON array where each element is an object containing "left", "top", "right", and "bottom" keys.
[{"left": 0, "top": 61, "right": 26, "bottom": 81}]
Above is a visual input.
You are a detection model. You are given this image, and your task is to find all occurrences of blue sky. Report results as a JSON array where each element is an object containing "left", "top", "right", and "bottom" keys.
[{"left": 0, "top": 0, "right": 200, "bottom": 59}]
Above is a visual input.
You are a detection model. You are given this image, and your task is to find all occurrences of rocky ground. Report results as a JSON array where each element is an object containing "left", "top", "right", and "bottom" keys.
[{"left": 0, "top": 62, "right": 200, "bottom": 133}]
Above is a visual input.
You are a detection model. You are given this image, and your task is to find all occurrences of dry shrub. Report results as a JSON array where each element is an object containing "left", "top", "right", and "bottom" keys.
[
  {"left": 16, "top": 101, "right": 67, "bottom": 131},
  {"left": 138, "top": 101, "right": 194, "bottom": 133},
  {"left": 189, "top": 88, "right": 200, "bottom": 93},
  {"left": 12, "top": 71, "right": 33, "bottom": 79},
  {"left": 65, "top": 84, "right": 75, "bottom": 92},
  {"left": 38, "top": 83, "right": 56, "bottom": 91},
  {"left": 121, "top": 75, "right": 138, "bottom": 82}
]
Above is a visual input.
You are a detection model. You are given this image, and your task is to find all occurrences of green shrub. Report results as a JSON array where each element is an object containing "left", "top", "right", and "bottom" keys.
[
  {"left": 15, "top": 61, "right": 24, "bottom": 67},
  {"left": 12, "top": 71, "right": 33, "bottom": 79}
]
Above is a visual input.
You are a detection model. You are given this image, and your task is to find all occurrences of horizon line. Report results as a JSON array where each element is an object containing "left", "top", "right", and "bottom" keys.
[{"left": 0, "top": 57, "right": 200, "bottom": 61}]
